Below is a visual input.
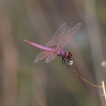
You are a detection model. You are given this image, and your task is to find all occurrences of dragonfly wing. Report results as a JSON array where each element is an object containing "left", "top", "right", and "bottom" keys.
[
  {"left": 46, "top": 53, "right": 58, "bottom": 63},
  {"left": 34, "top": 51, "right": 51, "bottom": 63},
  {"left": 59, "top": 23, "right": 81, "bottom": 48},
  {"left": 46, "top": 23, "right": 67, "bottom": 48},
  {"left": 46, "top": 40, "right": 55, "bottom": 48}
]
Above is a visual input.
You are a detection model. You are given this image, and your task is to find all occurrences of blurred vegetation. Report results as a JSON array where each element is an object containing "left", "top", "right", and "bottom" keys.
[{"left": 0, "top": 0, "right": 106, "bottom": 106}]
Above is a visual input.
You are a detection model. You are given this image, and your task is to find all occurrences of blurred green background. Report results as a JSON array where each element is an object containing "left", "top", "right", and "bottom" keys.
[{"left": 0, "top": 0, "right": 106, "bottom": 106}]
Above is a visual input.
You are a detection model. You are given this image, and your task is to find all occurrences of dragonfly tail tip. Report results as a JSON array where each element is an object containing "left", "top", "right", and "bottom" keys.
[
  {"left": 24, "top": 39, "right": 31, "bottom": 44},
  {"left": 24, "top": 39, "right": 28, "bottom": 42}
]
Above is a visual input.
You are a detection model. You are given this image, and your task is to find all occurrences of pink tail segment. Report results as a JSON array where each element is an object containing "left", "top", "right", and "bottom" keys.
[
  {"left": 24, "top": 39, "right": 32, "bottom": 44},
  {"left": 24, "top": 39, "right": 52, "bottom": 52}
]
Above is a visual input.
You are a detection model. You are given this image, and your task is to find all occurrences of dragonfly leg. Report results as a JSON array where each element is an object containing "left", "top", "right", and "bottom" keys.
[
  {"left": 62, "top": 54, "right": 68, "bottom": 65},
  {"left": 62, "top": 56, "right": 73, "bottom": 67},
  {"left": 62, "top": 57, "right": 65, "bottom": 65},
  {"left": 62, "top": 57, "right": 70, "bottom": 66}
]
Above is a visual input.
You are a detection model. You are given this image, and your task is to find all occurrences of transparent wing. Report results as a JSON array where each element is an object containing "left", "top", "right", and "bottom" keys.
[
  {"left": 34, "top": 51, "right": 51, "bottom": 63},
  {"left": 46, "top": 23, "right": 67, "bottom": 48},
  {"left": 46, "top": 53, "right": 58, "bottom": 63},
  {"left": 59, "top": 23, "right": 81, "bottom": 48}
]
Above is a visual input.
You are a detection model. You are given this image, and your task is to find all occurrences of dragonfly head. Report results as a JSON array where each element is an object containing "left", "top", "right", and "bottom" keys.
[{"left": 66, "top": 51, "right": 72, "bottom": 59}]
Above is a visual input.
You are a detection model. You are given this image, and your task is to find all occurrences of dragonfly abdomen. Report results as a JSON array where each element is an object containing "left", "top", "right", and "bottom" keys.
[{"left": 24, "top": 40, "right": 52, "bottom": 52}]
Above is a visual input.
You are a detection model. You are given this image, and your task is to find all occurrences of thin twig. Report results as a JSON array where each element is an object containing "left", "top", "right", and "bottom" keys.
[
  {"left": 102, "top": 81, "right": 106, "bottom": 101},
  {"left": 70, "top": 64, "right": 102, "bottom": 88}
]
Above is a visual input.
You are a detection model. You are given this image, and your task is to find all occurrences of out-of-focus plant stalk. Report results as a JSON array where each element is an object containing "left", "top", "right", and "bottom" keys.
[
  {"left": 0, "top": 5, "right": 18, "bottom": 106},
  {"left": 84, "top": 0, "right": 105, "bottom": 105}
]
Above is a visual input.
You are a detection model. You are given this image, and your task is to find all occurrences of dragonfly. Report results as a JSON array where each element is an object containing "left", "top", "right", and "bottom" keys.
[{"left": 24, "top": 23, "right": 81, "bottom": 64}]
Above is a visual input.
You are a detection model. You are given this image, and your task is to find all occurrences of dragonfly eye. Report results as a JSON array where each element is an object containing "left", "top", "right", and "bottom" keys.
[{"left": 66, "top": 52, "right": 72, "bottom": 58}]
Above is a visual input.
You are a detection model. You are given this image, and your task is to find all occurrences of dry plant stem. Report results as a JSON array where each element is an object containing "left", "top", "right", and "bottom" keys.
[
  {"left": 102, "top": 81, "right": 106, "bottom": 101},
  {"left": 69, "top": 63, "right": 106, "bottom": 102},
  {"left": 70, "top": 64, "right": 102, "bottom": 88}
]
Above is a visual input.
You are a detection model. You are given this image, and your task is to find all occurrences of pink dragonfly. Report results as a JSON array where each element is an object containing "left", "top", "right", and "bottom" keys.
[{"left": 24, "top": 23, "right": 81, "bottom": 63}]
